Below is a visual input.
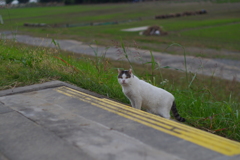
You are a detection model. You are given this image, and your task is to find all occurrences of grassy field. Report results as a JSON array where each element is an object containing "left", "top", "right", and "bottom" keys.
[
  {"left": 0, "top": 0, "right": 240, "bottom": 141},
  {"left": 1, "top": 1, "right": 240, "bottom": 59},
  {"left": 0, "top": 39, "right": 240, "bottom": 141}
]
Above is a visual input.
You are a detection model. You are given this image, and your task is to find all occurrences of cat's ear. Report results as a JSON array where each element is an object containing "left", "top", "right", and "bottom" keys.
[
  {"left": 129, "top": 68, "right": 132, "bottom": 74},
  {"left": 118, "top": 68, "right": 121, "bottom": 74},
  {"left": 129, "top": 68, "right": 134, "bottom": 77}
]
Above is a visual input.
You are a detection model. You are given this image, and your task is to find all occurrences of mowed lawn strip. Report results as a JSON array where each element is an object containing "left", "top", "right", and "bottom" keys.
[{"left": 1, "top": 1, "right": 240, "bottom": 58}]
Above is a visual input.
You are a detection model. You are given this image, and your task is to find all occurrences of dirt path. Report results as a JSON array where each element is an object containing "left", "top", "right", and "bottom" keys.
[{"left": 2, "top": 34, "right": 240, "bottom": 82}]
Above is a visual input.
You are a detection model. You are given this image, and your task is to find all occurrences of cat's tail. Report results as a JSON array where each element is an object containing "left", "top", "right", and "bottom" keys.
[{"left": 171, "top": 101, "right": 186, "bottom": 122}]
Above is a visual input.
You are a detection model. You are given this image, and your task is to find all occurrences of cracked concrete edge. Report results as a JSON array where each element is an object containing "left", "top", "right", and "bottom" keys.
[{"left": 0, "top": 81, "right": 106, "bottom": 99}]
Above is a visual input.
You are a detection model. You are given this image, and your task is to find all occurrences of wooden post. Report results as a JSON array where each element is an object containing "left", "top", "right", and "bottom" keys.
[{"left": 0, "top": 15, "right": 3, "bottom": 24}]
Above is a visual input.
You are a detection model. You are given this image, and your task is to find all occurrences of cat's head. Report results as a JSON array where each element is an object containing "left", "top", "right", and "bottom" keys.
[{"left": 117, "top": 69, "right": 134, "bottom": 86}]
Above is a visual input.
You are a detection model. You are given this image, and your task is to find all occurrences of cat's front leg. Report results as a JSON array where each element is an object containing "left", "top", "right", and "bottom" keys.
[
  {"left": 131, "top": 98, "right": 142, "bottom": 110},
  {"left": 129, "top": 99, "right": 136, "bottom": 108}
]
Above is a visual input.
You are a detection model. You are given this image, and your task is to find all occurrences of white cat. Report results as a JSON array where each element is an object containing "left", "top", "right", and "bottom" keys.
[{"left": 118, "top": 69, "right": 185, "bottom": 122}]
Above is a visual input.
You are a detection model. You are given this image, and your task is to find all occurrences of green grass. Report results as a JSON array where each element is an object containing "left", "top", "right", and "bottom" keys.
[
  {"left": 1, "top": 1, "right": 240, "bottom": 59},
  {"left": 181, "top": 23, "right": 240, "bottom": 41},
  {"left": 180, "top": 23, "right": 240, "bottom": 50},
  {"left": 0, "top": 39, "right": 240, "bottom": 141},
  {"left": 0, "top": 0, "right": 240, "bottom": 141},
  {"left": 216, "top": 0, "right": 240, "bottom": 3}
]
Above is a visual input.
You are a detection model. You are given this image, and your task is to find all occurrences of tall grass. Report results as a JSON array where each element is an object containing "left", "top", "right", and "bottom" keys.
[{"left": 0, "top": 39, "right": 239, "bottom": 141}]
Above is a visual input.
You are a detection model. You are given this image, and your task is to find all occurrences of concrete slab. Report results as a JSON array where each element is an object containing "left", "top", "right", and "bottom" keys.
[
  {"left": 0, "top": 111, "right": 92, "bottom": 160},
  {"left": 0, "top": 81, "right": 239, "bottom": 160},
  {"left": 0, "top": 103, "right": 13, "bottom": 114},
  {"left": 0, "top": 152, "right": 8, "bottom": 160}
]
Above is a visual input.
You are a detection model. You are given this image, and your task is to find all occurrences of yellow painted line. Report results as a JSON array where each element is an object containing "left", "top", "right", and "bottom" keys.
[
  {"left": 62, "top": 88, "right": 240, "bottom": 146},
  {"left": 100, "top": 96, "right": 240, "bottom": 146},
  {"left": 61, "top": 88, "right": 238, "bottom": 153},
  {"left": 57, "top": 87, "right": 240, "bottom": 150},
  {"left": 55, "top": 86, "right": 240, "bottom": 156},
  {"left": 58, "top": 88, "right": 174, "bottom": 130},
  {"left": 102, "top": 98, "right": 240, "bottom": 151}
]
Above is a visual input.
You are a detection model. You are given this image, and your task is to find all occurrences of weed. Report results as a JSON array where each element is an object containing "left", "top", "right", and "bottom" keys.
[
  {"left": 90, "top": 41, "right": 111, "bottom": 77},
  {"left": 143, "top": 51, "right": 161, "bottom": 84}
]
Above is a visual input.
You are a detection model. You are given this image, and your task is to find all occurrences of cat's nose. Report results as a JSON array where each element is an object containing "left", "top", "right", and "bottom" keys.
[{"left": 123, "top": 80, "right": 125, "bottom": 83}]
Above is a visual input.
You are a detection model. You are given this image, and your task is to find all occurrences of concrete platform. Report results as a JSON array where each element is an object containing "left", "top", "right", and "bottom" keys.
[{"left": 0, "top": 81, "right": 239, "bottom": 160}]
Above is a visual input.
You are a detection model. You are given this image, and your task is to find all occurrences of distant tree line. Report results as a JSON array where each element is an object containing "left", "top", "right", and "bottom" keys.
[
  {"left": 5, "top": 0, "right": 134, "bottom": 5},
  {"left": 49, "top": 0, "right": 134, "bottom": 5},
  {"left": 65, "top": 0, "right": 132, "bottom": 5},
  {"left": 6, "top": 0, "right": 29, "bottom": 4}
]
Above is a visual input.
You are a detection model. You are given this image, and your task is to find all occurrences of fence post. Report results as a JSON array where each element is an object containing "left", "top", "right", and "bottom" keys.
[{"left": 0, "top": 15, "right": 4, "bottom": 24}]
